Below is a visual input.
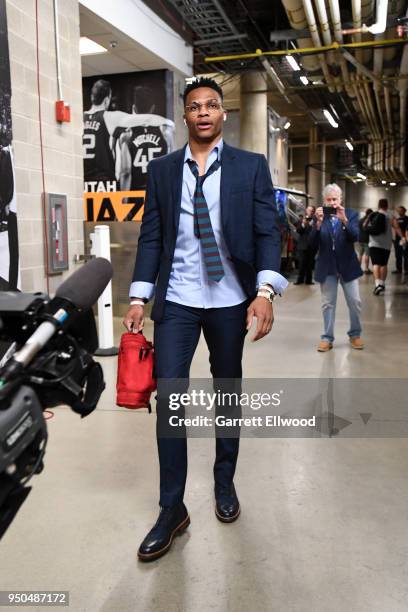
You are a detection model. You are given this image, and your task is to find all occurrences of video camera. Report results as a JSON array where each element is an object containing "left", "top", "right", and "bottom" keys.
[{"left": 0, "top": 258, "right": 113, "bottom": 539}]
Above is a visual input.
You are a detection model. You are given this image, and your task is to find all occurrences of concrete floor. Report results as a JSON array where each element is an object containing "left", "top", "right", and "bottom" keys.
[{"left": 1, "top": 272, "right": 408, "bottom": 612}]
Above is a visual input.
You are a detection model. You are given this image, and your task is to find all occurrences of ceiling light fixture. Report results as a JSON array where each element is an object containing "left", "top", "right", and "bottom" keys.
[
  {"left": 286, "top": 55, "right": 301, "bottom": 71},
  {"left": 381, "top": 180, "right": 387, "bottom": 184},
  {"left": 345, "top": 140, "right": 354, "bottom": 151},
  {"left": 284, "top": 120, "right": 291, "bottom": 130},
  {"left": 300, "top": 75, "right": 309, "bottom": 85},
  {"left": 323, "top": 109, "right": 338, "bottom": 128},
  {"left": 79, "top": 37, "right": 108, "bottom": 56},
  {"left": 390, "top": 182, "right": 397, "bottom": 186},
  {"left": 357, "top": 172, "right": 367, "bottom": 180},
  {"left": 329, "top": 104, "right": 340, "bottom": 120}
]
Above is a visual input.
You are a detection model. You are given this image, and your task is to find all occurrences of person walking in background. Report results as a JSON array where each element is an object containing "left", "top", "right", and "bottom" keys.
[
  {"left": 309, "top": 183, "right": 363, "bottom": 352},
  {"left": 391, "top": 205, "right": 408, "bottom": 277},
  {"left": 367, "top": 199, "right": 393, "bottom": 295},
  {"left": 358, "top": 208, "right": 372, "bottom": 274},
  {"left": 294, "top": 206, "right": 315, "bottom": 285}
]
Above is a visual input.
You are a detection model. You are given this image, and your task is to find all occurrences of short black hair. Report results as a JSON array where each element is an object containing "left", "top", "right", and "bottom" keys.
[
  {"left": 183, "top": 77, "right": 223, "bottom": 105},
  {"left": 378, "top": 198, "right": 388, "bottom": 210},
  {"left": 132, "top": 85, "right": 155, "bottom": 113},
  {"left": 91, "top": 79, "right": 111, "bottom": 105}
]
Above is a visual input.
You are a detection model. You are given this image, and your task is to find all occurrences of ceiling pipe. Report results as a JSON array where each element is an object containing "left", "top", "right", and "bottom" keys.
[
  {"left": 280, "top": 0, "right": 320, "bottom": 71},
  {"left": 346, "top": 0, "right": 388, "bottom": 35},
  {"left": 365, "top": 86, "right": 386, "bottom": 180},
  {"left": 349, "top": 0, "right": 375, "bottom": 65},
  {"left": 370, "top": 12, "right": 388, "bottom": 33},
  {"left": 351, "top": 0, "right": 363, "bottom": 64},
  {"left": 313, "top": 0, "right": 335, "bottom": 65},
  {"left": 383, "top": 0, "right": 404, "bottom": 62},
  {"left": 327, "top": 0, "right": 355, "bottom": 97},
  {"left": 373, "top": 18, "right": 391, "bottom": 178},
  {"left": 204, "top": 38, "right": 408, "bottom": 64},
  {"left": 352, "top": 76, "right": 374, "bottom": 136},
  {"left": 301, "top": 0, "right": 335, "bottom": 91},
  {"left": 341, "top": 49, "right": 381, "bottom": 85},
  {"left": 289, "top": 139, "right": 369, "bottom": 148},
  {"left": 347, "top": 1, "right": 385, "bottom": 178},
  {"left": 384, "top": 86, "right": 393, "bottom": 134},
  {"left": 313, "top": 0, "right": 344, "bottom": 93},
  {"left": 363, "top": 82, "right": 381, "bottom": 138},
  {"left": 260, "top": 56, "right": 292, "bottom": 103},
  {"left": 373, "top": 31, "right": 386, "bottom": 145}
]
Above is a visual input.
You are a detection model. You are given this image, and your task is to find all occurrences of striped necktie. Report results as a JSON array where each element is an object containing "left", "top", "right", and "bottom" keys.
[{"left": 187, "top": 158, "right": 224, "bottom": 282}]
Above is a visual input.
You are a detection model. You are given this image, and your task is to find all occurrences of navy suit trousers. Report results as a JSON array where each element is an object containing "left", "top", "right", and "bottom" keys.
[{"left": 154, "top": 299, "right": 249, "bottom": 507}]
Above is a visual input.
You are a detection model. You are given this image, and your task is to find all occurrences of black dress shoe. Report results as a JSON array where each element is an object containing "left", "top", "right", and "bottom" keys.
[
  {"left": 138, "top": 502, "right": 190, "bottom": 561},
  {"left": 293, "top": 280, "right": 304, "bottom": 285},
  {"left": 214, "top": 483, "right": 240, "bottom": 523}
]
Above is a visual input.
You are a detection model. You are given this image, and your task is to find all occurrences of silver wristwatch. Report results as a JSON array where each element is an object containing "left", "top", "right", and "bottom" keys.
[{"left": 257, "top": 285, "right": 278, "bottom": 302}]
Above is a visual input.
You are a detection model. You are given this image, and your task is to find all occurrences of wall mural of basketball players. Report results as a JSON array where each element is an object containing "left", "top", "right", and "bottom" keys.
[
  {"left": 82, "top": 70, "right": 174, "bottom": 222},
  {"left": 0, "top": 0, "right": 19, "bottom": 291}
]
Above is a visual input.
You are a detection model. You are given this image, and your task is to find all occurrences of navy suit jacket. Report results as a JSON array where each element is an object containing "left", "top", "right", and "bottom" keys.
[
  {"left": 309, "top": 208, "right": 363, "bottom": 283},
  {"left": 131, "top": 142, "right": 281, "bottom": 322}
]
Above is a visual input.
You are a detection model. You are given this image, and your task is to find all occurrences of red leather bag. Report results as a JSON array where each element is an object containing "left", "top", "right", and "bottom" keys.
[{"left": 116, "top": 332, "right": 156, "bottom": 411}]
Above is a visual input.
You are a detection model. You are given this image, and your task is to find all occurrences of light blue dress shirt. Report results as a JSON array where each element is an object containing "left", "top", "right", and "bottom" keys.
[{"left": 130, "top": 139, "right": 288, "bottom": 306}]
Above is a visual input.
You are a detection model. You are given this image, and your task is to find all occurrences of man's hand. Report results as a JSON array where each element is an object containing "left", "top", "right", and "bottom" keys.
[
  {"left": 123, "top": 305, "right": 144, "bottom": 333},
  {"left": 246, "top": 297, "right": 274, "bottom": 342},
  {"left": 315, "top": 206, "right": 324, "bottom": 229},
  {"left": 336, "top": 204, "right": 348, "bottom": 224}
]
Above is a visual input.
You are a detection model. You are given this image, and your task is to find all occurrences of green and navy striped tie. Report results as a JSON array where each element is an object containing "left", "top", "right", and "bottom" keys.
[{"left": 187, "top": 159, "right": 224, "bottom": 282}]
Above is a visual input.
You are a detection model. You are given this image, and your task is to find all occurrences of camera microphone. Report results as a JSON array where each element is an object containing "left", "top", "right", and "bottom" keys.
[
  {"left": 0, "top": 258, "right": 113, "bottom": 380},
  {"left": 55, "top": 257, "right": 113, "bottom": 310}
]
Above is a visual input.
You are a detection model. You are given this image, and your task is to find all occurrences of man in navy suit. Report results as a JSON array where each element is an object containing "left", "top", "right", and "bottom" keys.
[
  {"left": 124, "top": 77, "right": 288, "bottom": 561},
  {"left": 309, "top": 183, "right": 363, "bottom": 352}
]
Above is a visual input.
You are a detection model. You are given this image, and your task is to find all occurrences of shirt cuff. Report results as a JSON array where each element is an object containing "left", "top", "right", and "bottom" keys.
[
  {"left": 129, "top": 281, "right": 155, "bottom": 301},
  {"left": 257, "top": 271, "right": 289, "bottom": 295}
]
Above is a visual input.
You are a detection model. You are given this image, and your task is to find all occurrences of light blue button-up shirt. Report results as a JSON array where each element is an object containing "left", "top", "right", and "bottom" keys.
[{"left": 130, "top": 139, "right": 288, "bottom": 306}]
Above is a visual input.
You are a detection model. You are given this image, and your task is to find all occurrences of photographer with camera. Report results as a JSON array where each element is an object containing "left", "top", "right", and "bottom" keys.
[{"left": 309, "top": 183, "right": 363, "bottom": 352}]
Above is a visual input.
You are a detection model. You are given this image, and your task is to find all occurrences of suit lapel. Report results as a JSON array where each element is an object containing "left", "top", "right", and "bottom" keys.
[
  {"left": 220, "top": 142, "right": 235, "bottom": 231},
  {"left": 172, "top": 145, "right": 186, "bottom": 230}
]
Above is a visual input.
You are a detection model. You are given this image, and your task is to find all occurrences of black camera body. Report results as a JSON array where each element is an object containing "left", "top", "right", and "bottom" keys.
[
  {"left": 323, "top": 206, "right": 337, "bottom": 217},
  {"left": 0, "top": 290, "right": 105, "bottom": 539}
]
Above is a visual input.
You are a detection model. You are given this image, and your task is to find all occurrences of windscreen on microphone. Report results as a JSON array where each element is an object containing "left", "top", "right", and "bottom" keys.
[{"left": 55, "top": 257, "right": 113, "bottom": 310}]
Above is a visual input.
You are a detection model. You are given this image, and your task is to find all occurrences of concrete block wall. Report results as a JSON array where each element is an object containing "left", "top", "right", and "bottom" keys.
[{"left": 6, "top": 0, "right": 84, "bottom": 294}]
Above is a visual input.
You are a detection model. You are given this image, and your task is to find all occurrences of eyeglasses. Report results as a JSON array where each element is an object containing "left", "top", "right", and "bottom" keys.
[{"left": 185, "top": 100, "right": 223, "bottom": 115}]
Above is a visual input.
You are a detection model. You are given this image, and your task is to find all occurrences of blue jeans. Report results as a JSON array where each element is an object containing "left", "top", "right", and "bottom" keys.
[{"left": 320, "top": 275, "right": 362, "bottom": 343}]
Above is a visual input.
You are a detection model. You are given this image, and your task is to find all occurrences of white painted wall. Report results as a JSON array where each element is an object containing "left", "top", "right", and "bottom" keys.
[
  {"left": 79, "top": 0, "right": 193, "bottom": 76},
  {"left": 345, "top": 183, "right": 400, "bottom": 213},
  {"left": 7, "top": 0, "right": 84, "bottom": 294}
]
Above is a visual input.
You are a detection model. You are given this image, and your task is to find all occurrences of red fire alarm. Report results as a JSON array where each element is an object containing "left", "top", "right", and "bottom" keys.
[{"left": 55, "top": 100, "right": 71, "bottom": 123}]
